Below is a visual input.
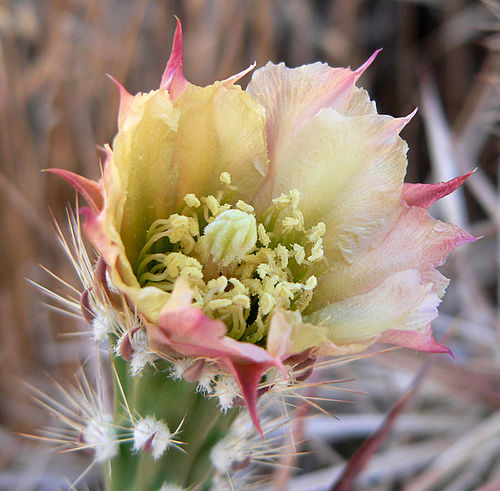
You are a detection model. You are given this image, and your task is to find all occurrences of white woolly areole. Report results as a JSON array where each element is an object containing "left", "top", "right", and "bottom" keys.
[
  {"left": 196, "top": 365, "right": 219, "bottom": 394},
  {"left": 133, "top": 416, "right": 171, "bottom": 460},
  {"left": 210, "top": 412, "right": 252, "bottom": 473},
  {"left": 82, "top": 414, "right": 118, "bottom": 462},
  {"left": 214, "top": 375, "right": 239, "bottom": 411},
  {"left": 129, "top": 330, "right": 157, "bottom": 376},
  {"left": 158, "top": 484, "right": 185, "bottom": 491},
  {"left": 169, "top": 358, "right": 193, "bottom": 380},
  {"left": 91, "top": 311, "right": 112, "bottom": 342},
  {"left": 210, "top": 434, "right": 247, "bottom": 475}
]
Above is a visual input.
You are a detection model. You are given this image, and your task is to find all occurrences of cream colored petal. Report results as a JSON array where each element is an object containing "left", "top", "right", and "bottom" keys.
[
  {"left": 111, "top": 90, "right": 180, "bottom": 265},
  {"left": 247, "top": 62, "right": 376, "bottom": 163},
  {"left": 270, "top": 109, "right": 407, "bottom": 263},
  {"left": 247, "top": 61, "right": 378, "bottom": 210},
  {"left": 267, "top": 309, "right": 337, "bottom": 357},
  {"left": 93, "top": 83, "right": 268, "bottom": 322},
  {"left": 84, "top": 204, "right": 170, "bottom": 324},
  {"left": 305, "top": 269, "right": 440, "bottom": 346},
  {"left": 309, "top": 205, "right": 474, "bottom": 311},
  {"left": 172, "top": 83, "right": 268, "bottom": 205}
]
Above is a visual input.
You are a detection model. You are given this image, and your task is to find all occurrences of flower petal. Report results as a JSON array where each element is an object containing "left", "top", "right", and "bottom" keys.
[
  {"left": 306, "top": 269, "right": 444, "bottom": 352},
  {"left": 171, "top": 82, "right": 268, "bottom": 204},
  {"left": 247, "top": 56, "right": 380, "bottom": 210},
  {"left": 110, "top": 89, "right": 180, "bottom": 263},
  {"left": 267, "top": 309, "right": 335, "bottom": 358},
  {"left": 266, "top": 109, "right": 409, "bottom": 263},
  {"left": 401, "top": 171, "right": 474, "bottom": 209},
  {"left": 247, "top": 55, "right": 379, "bottom": 163},
  {"left": 107, "top": 74, "right": 134, "bottom": 131},
  {"left": 310, "top": 205, "right": 475, "bottom": 311},
  {"left": 148, "top": 278, "right": 286, "bottom": 435},
  {"left": 376, "top": 329, "right": 452, "bottom": 355},
  {"left": 220, "top": 62, "right": 256, "bottom": 86}
]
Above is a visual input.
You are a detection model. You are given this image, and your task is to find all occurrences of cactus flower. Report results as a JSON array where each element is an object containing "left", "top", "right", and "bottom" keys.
[{"left": 50, "top": 19, "right": 474, "bottom": 434}]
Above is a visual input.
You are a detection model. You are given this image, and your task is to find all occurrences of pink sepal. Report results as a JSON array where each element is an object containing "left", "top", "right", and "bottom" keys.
[
  {"left": 47, "top": 168, "right": 103, "bottom": 213},
  {"left": 160, "top": 17, "right": 189, "bottom": 98},
  {"left": 148, "top": 278, "right": 287, "bottom": 435},
  {"left": 377, "top": 328, "right": 454, "bottom": 359},
  {"left": 402, "top": 171, "right": 475, "bottom": 209}
]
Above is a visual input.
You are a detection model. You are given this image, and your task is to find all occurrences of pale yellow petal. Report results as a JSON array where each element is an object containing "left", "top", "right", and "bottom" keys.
[
  {"left": 111, "top": 90, "right": 180, "bottom": 264},
  {"left": 247, "top": 62, "right": 376, "bottom": 163},
  {"left": 172, "top": 83, "right": 268, "bottom": 204},
  {"left": 305, "top": 269, "right": 440, "bottom": 346},
  {"left": 267, "top": 309, "right": 333, "bottom": 357},
  {"left": 309, "top": 205, "right": 473, "bottom": 311},
  {"left": 269, "top": 109, "right": 407, "bottom": 263},
  {"left": 248, "top": 62, "right": 378, "bottom": 211}
]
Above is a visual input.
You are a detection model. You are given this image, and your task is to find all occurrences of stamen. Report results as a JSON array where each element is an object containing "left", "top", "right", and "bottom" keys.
[
  {"left": 219, "top": 172, "right": 231, "bottom": 185},
  {"left": 135, "top": 182, "right": 325, "bottom": 344},
  {"left": 183, "top": 193, "right": 200, "bottom": 208}
]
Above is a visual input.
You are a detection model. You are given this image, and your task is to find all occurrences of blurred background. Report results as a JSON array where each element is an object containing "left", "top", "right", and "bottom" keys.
[{"left": 0, "top": 0, "right": 499, "bottom": 489}]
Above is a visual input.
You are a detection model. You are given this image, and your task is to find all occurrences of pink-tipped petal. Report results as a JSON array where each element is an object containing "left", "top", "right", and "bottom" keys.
[
  {"left": 379, "top": 108, "right": 417, "bottom": 142},
  {"left": 402, "top": 171, "right": 474, "bottom": 209},
  {"left": 377, "top": 328, "right": 453, "bottom": 357},
  {"left": 354, "top": 49, "right": 382, "bottom": 78},
  {"left": 307, "top": 270, "right": 443, "bottom": 348},
  {"left": 220, "top": 62, "right": 256, "bottom": 86},
  {"left": 160, "top": 18, "right": 189, "bottom": 97},
  {"left": 148, "top": 279, "right": 286, "bottom": 434},
  {"left": 247, "top": 60, "right": 376, "bottom": 171},
  {"left": 47, "top": 169, "right": 103, "bottom": 213},
  {"left": 311, "top": 205, "right": 476, "bottom": 311},
  {"left": 106, "top": 74, "right": 134, "bottom": 130}
]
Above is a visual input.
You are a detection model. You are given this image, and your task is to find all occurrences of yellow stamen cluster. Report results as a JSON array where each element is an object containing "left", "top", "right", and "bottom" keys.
[{"left": 135, "top": 174, "right": 326, "bottom": 344}]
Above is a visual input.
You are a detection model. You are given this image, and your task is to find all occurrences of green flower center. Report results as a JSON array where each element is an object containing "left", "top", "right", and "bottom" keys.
[{"left": 135, "top": 173, "right": 326, "bottom": 344}]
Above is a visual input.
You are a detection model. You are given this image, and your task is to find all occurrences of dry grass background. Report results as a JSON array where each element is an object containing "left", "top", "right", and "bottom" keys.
[{"left": 0, "top": 0, "right": 499, "bottom": 489}]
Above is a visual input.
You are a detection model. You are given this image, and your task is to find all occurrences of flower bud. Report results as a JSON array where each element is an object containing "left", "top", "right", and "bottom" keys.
[{"left": 203, "top": 210, "right": 257, "bottom": 266}]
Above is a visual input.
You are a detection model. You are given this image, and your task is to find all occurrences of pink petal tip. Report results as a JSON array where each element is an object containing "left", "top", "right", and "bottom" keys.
[
  {"left": 354, "top": 48, "right": 383, "bottom": 78},
  {"left": 160, "top": 17, "right": 188, "bottom": 97},
  {"left": 46, "top": 168, "right": 103, "bottom": 213},
  {"left": 402, "top": 171, "right": 475, "bottom": 209},
  {"left": 220, "top": 62, "right": 257, "bottom": 86},
  {"left": 377, "top": 328, "right": 454, "bottom": 359}
]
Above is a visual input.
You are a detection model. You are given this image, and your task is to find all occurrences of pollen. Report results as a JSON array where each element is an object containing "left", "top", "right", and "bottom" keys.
[
  {"left": 135, "top": 176, "right": 326, "bottom": 344},
  {"left": 183, "top": 193, "right": 201, "bottom": 208},
  {"left": 219, "top": 171, "right": 231, "bottom": 185}
]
